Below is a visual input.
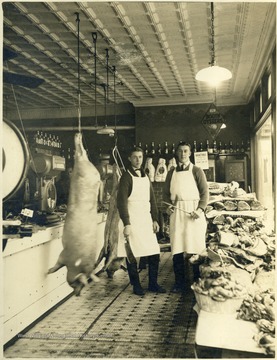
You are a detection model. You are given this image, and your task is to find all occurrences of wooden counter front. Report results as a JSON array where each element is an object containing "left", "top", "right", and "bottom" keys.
[{"left": 2, "top": 213, "right": 107, "bottom": 344}]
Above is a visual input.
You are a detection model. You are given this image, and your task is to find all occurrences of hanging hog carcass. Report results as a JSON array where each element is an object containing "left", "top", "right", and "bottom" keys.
[
  {"left": 96, "top": 163, "right": 125, "bottom": 278},
  {"left": 48, "top": 133, "right": 101, "bottom": 295}
]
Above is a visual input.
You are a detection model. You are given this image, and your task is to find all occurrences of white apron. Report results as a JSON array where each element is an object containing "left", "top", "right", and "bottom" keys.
[
  {"left": 117, "top": 172, "right": 160, "bottom": 258},
  {"left": 169, "top": 164, "right": 207, "bottom": 255}
]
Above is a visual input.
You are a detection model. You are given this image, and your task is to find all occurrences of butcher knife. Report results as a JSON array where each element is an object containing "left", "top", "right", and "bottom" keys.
[
  {"left": 124, "top": 235, "right": 136, "bottom": 264},
  {"left": 162, "top": 201, "right": 191, "bottom": 215}
]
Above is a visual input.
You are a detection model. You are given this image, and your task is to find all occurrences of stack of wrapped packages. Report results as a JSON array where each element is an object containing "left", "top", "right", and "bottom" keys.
[{"left": 191, "top": 181, "right": 275, "bottom": 356}]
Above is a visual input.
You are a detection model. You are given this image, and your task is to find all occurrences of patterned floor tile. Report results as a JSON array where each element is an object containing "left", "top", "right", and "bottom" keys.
[{"left": 4, "top": 252, "right": 197, "bottom": 358}]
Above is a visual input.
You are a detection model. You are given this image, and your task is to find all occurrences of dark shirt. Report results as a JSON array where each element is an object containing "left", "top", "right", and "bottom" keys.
[
  {"left": 163, "top": 163, "right": 209, "bottom": 211},
  {"left": 117, "top": 165, "right": 159, "bottom": 226}
]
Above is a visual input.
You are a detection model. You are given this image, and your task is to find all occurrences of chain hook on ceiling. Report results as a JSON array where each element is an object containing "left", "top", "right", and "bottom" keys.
[
  {"left": 75, "top": 12, "right": 81, "bottom": 133},
  {"left": 92, "top": 32, "right": 98, "bottom": 128}
]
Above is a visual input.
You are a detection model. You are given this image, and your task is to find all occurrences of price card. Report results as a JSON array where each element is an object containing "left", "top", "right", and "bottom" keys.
[
  {"left": 194, "top": 151, "right": 209, "bottom": 169},
  {"left": 21, "top": 208, "right": 34, "bottom": 218}
]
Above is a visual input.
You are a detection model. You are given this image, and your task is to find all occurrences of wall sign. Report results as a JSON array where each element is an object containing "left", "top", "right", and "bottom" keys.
[
  {"left": 202, "top": 103, "right": 224, "bottom": 139},
  {"left": 194, "top": 151, "right": 209, "bottom": 169}
]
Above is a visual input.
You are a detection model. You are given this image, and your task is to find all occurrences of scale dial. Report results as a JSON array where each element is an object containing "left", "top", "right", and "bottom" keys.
[{"left": 2, "top": 120, "right": 29, "bottom": 201}]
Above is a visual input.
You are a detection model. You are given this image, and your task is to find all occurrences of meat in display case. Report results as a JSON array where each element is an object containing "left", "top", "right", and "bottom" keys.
[{"left": 191, "top": 181, "right": 275, "bottom": 357}]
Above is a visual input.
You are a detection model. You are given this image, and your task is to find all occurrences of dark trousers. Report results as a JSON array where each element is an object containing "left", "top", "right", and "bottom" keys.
[
  {"left": 173, "top": 253, "right": 200, "bottom": 289},
  {"left": 126, "top": 254, "right": 160, "bottom": 289},
  {"left": 173, "top": 253, "right": 186, "bottom": 288}
]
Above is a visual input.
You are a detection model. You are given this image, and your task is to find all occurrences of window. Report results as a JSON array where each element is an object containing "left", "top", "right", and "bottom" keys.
[{"left": 253, "top": 115, "right": 274, "bottom": 231}]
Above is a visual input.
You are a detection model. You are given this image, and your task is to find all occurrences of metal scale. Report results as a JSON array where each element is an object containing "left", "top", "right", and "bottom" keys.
[
  {"left": 2, "top": 120, "right": 65, "bottom": 214},
  {"left": 30, "top": 152, "right": 65, "bottom": 212}
]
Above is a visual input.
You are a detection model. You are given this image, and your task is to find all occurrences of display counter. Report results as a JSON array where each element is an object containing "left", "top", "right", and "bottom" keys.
[
  {"left": 195, "top": 309, "right": 265, "bottom": 355},
  {"left": 193, "top": 183, "right": 275, "bottom": 357},
  {"left": 2, "top": 212, "right": 107, "bottom": 344}
]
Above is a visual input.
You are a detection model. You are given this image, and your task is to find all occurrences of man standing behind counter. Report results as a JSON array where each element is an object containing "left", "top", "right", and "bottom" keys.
[
  {"left": 117, "top": 146, "right": 166, "bottom": 296},
  {"left": 163, "top": 141, "right": 209, "bottom": 293}
]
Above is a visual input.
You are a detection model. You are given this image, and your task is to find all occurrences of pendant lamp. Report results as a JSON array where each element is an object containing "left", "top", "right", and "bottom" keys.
[
  {"left": 97, "top": 48, "right": 115, "bottom": 136},
  {"left": 195, "top": 3, "right": 232, "bottom": 87}
]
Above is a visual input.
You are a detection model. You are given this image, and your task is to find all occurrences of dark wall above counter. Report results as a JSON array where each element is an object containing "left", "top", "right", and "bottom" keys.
[
  {"left": 9, "top": 102, "right": 136, "bottom": 166},
  {"left": 135, "top": 103, "right": 252, "bottom": 148},
  {"left": 4, "top": 101, "right": 254, "bottom": 219},
  {"left": 8, "top": 101, "right": 252, "bottom": 171},
  {"left": 135, "top": 102, "right": 252, "bottom": 188}
]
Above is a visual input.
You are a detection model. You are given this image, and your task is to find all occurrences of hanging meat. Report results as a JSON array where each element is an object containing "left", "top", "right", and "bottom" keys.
[
  {"left": 48, "top": 133, "right": 101, "bottom": 295},
  {"left": 96, "top": 164, "right": 125, "bottom": 278}
]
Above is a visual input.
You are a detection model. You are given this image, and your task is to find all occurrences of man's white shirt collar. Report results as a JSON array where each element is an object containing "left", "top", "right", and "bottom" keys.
[{"left": 179, "top": 161, "right": 190, "bottom": 168}]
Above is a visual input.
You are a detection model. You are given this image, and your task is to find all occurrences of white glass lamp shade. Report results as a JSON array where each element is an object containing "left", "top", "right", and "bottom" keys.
[
  {"left": 97, "top": 125, "right": 115, "bottom": 136},
  {"left": 196, "top": 65, "right": 232, "bottom": 87}
]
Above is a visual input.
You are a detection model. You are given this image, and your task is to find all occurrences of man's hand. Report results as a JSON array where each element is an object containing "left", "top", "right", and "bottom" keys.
[
  {"left": 166, "top": 206, "right": 174, "bottom": 216},
  {"left": 123, "top": 225, "right": 132, "bottom": 237},
  {"left": 153, "top": 221, "right": 160, "bottom": 233},
  {"left": 190, "top": 208, "right": 203, "bottom": 220}
]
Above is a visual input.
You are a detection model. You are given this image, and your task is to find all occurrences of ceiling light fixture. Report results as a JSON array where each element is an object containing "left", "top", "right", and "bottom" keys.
[
  {"left": 195, "top": 2, "right": 232, "bottom": 87},
  {"left": 97, "top": 48, "right": 115, "bottom": 136}
]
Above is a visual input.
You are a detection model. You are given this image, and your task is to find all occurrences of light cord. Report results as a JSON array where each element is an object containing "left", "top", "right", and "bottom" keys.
[
  {"left": 210, "top": 3, "right": 215, "bottom": 66},
  {"left": 9, "top": 79, "right": 38, "bottom": 178}
]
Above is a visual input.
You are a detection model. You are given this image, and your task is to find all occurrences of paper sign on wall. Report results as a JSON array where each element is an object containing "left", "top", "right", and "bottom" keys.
[
  {"left": 21, "top": 208, "right": 34, "bottom": 218},
  {"left": 194, "top": 151, "right": 209, "bottom": 169}
]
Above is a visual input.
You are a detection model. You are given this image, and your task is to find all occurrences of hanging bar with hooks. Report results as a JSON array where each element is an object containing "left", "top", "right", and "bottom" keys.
[
  {"left": 92, "top": 32, "right": 98, "bottom": 128},
  {"left": 75, "top": 12, "right": 82, "bottom": 133}
]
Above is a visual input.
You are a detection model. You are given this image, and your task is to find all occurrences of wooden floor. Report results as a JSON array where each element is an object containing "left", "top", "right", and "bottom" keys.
[{"left": 4, "top": 252, "right": 200, "bottom": 358}]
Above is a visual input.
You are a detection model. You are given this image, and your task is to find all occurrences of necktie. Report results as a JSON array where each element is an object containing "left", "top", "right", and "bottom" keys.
[{"left": 177, "top": 164, "right": 189, "bottom": 171}]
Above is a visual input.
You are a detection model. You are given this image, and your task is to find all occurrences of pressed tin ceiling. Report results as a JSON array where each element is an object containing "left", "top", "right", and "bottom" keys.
[{"left": 2, "top": 1, "right": 276, "bottom": 120}]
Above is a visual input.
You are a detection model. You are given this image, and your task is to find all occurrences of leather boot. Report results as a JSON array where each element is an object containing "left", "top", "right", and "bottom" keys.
[
  {"left": 138, "top": 256, "right": 148, "bottom": 270},
  {"left": 184, "top": 255, "right": 192, "bottom": 290},
  {"left": 172, "top": 253, "right": 186, "bottom": 293},
  {"left": 192, "top": 263, "right": 201, "bottom": 281},
  {"left": 148, "top": 254, "right": 166, "bottom": 293},
  {"left": 126, "top": 260, "right": 145, "bottom": 296}
]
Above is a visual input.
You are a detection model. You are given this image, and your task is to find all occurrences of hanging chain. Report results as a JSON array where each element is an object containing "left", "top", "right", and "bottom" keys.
[
  {"left": 104, "top": 49, "right": 109, "bottom": 127},
  {"left": 113, "top": 65, "right": 117, "bottom": 135},
  {"left": 210, "top": 2, "right": 215, "bottom": 66},
  {"left": 75, "top": 12, "right": 81, "bottom": 133},
  {"left": 92, "top": 32, "right": 98, "bottom": 127},
  {"left": 106, "top": 48, "right": 109, "bottom": 104}
]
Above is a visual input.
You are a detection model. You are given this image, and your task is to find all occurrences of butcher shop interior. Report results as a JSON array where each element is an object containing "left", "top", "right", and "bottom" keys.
[{"left": 1, "top": 1, "right": 276, "bottom": 359}]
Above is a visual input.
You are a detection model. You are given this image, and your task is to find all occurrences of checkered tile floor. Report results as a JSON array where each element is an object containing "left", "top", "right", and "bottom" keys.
[{"left": 4, "top": 252, "right": 198, "bottom": 358}]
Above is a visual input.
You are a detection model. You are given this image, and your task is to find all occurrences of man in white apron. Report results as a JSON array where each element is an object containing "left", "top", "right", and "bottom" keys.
[
  {"left": 117, "top": 147, "right": 166, "bottom": 296},
  {"left": 163, "top": 142, "right": 209, "bottom": 293}
]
